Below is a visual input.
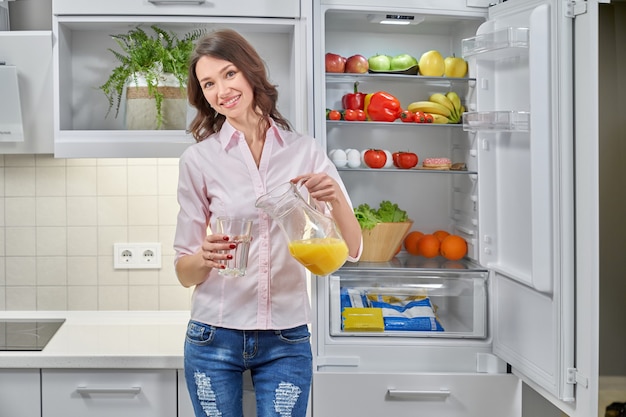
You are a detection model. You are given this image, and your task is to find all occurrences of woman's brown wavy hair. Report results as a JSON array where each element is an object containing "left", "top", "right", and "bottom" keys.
[{"left": 187, "top": 29, "right": 291, "bottom": 142}]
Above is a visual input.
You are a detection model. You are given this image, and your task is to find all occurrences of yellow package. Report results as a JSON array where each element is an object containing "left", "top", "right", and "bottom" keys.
[{"left": 342, "top": 307, "right": 384, "bottom": 332}]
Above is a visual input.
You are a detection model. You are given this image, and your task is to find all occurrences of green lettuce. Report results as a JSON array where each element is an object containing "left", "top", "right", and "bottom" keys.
[{"left": 354, "top": 200, "right": 408, "bottom": 230}]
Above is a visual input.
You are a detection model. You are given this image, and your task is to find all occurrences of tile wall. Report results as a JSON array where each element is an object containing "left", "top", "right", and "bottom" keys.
[{"left": 0, "top": 154, "right": 192, "bottom": 311}]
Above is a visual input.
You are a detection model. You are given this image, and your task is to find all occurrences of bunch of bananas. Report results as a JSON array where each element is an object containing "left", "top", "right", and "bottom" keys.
[{"left": 407, "top": 92, "right": 465, "bottom": 124}]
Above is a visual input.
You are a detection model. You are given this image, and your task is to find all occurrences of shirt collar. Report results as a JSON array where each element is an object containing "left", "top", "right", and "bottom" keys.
[{"left": 216, "top": 119, "right": 286, "bottom": 151}]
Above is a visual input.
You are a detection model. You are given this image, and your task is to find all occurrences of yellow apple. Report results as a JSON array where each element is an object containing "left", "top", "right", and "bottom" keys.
[
  {"left": 444, "top": 55, "right": 468, "bottom": 78},
  {"left": 418, "top": 50, "right": 445, "bottom": 77}
]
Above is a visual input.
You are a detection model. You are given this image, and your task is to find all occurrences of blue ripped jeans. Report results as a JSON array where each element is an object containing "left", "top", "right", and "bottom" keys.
[{"left": 184, "top": 321, "right": 312, "bottom": 417}]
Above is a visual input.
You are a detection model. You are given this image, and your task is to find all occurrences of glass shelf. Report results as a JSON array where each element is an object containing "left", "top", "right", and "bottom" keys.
[
  {"left": 326, "top": 120, "right": 464, "bottom": 127},
  {"left": 326, "top": 72, "right": 476, "bottom": 87},
  {"left": 462, "top": 27, "right": 529, "bottom": 61},
  {"left": 462, "top": 111, "right": 530, "bottom": 132},
  {"left": 337, "top": 167, "right": 476, "bottom": 174}
]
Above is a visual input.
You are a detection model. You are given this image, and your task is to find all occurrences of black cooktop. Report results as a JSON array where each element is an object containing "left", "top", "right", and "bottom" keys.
[{"left": 0, "top": 318, "right": 65, "bottom": 351}]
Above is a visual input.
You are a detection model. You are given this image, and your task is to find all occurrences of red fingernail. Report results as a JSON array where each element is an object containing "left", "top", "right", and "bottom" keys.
[
  {"left": 223, "top": 236, "right": 230, "bottom": 241},
  {"left": 227, "top": 255, "right": 233, "bottom": 260},
  {"left": 229, "top": 244, "right": 236, "bottom": 249}
]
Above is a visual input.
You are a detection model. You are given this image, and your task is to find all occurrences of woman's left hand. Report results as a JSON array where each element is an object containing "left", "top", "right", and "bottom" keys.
[{"left": 292, "top": 173, "right": 341, "bottom": 205}]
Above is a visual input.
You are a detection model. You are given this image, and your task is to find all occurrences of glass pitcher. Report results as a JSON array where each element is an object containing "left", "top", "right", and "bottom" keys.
[{"left": 255, "top": 182, "right": 349, "bottom": 276}]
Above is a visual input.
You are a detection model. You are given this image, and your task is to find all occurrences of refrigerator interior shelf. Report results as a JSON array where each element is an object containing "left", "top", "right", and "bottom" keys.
[
  {"left": 337, "top": 167, "right": 477, "bottom": 175},
  {"left": 462, "top": 111, "right": 530, "bottom": 132},
  {"left": 325, "top": 72, "right": 477, "bottom": 88},
  {"left": 327, "top": 120, "right": 464, "bottom": 127},
  {"left": 462, "top": 27, "right": 529, "bottom": 61}
]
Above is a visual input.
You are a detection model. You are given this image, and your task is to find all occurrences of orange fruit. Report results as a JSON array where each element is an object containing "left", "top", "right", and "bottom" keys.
[
  {"left": 440, "top": 234, "right": 468, "bottom": 261},
  {"left": 433, "top": 230, "right": 450, "bottom": 242},
  {"left": 417, "top": 234, "right": 440, "bottom": 258},
  {"left": 403, "top": 230, "right": 424, "bottom": 256}
]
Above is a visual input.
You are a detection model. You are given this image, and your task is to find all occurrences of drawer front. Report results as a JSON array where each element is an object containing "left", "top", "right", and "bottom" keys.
[
  {"left": 42, "top": 369, "right": 176, "bottom": 417},
  {"left": 313, "top": 372, "right": 521, "bottom": 417},
  {"left": 53, "top": 0, "right": 300, "bottom": 18},
  {"left": 0, "top": 369, "right": 41, "bottom": 417}
]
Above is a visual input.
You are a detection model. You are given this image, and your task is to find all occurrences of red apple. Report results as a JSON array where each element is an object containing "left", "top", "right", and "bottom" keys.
[
  {"left": 325, "top": 52, "right": 346, "bottom": 73},
  {"left": 345, "top": 54, "right": 369, "bottom": 73}
]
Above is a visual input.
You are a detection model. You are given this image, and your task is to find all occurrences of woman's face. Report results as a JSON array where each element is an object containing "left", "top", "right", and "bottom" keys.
[{"left": 195, "top": 55, "right": 254, "bottom": 120}]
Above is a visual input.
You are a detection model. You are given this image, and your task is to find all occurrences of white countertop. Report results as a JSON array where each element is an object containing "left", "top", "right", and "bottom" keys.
[{"left": 0, "top": 311, "right": 190, "bottom": 369}]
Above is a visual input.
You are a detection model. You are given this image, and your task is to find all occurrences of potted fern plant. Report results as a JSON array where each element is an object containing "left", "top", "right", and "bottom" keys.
[{"left": 99, "top": 25, "right": 204, "bottom": 130}]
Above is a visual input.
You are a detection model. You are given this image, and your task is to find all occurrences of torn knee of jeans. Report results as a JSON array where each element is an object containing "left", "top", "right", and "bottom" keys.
[
  {"left": 273, "top": 381, "right": 302, "bottom": 417},
  {"left": 194, "top": 371, "right": 222, "bottom": 416}
]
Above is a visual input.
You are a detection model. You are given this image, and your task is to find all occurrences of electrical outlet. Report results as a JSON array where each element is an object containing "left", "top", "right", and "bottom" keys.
[{"left": 114, "top": 243, "right": 162, "bottom": 269}]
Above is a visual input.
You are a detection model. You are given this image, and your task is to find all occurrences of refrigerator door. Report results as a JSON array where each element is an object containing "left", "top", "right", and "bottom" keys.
[{"left": 464, "top": 0, "right": 576, "bottom": 407}]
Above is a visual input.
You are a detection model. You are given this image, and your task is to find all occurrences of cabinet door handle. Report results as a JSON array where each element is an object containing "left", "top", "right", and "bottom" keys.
[
  {"left": 148, "top": 0, "right": 207, "bottom": 4},
  {"left": 387, "top": 389, "right": 451, "bottom": 400},
  {"left": 76, "top": 386, "right": 142, "bottom": 396}
]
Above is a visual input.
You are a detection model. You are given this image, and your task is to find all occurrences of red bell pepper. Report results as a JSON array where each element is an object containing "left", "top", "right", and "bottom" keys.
[
  {"left": 364, "top": 91, "right": 401, "bottom": 122},
  {"left": 341, "top": 82, "right": 367, "bottom": 110}
]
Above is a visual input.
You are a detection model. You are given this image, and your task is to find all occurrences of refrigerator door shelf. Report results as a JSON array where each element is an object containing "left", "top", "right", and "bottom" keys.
[
  {"left": 462, "top": 26, "right": 529, "bottom": 60},
  {"left": 463, "top": 111, "right": 530, "bottom": 132}
]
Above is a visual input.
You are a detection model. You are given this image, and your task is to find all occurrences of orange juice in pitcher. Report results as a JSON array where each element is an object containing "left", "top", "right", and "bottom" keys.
[
  {"left": 288, "top": 237, "right": 349, "bottom": 276},
  {"left": 255, "top": 182, "right": 349, "bottom": 276}
]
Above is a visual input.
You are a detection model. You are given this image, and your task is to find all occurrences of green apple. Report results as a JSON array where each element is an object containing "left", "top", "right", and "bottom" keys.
[
  {"left": 390, "top": 53, "right": 418, "bottom": 71},
  {"left": 368, "top": 54, "right": 392, "bottom": 71}
]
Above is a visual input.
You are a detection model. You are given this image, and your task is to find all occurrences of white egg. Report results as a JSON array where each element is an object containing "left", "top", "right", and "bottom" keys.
[
  {"left": 346, "top": 149, "right": 361, "bottom": 168},
  {"left": 383, "top": 150, "right": 394, "bottom": 168},
  {"left": 330, "top": 149, "right": 347, "bottom": 168}
]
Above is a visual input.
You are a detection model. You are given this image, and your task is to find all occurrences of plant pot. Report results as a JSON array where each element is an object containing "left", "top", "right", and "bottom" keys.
[
  {"left": 360, "top": 221, "right": 413, "bottom": 262},
  {"left": 125, "top": 73, "right": 187, "bottom": 130}
]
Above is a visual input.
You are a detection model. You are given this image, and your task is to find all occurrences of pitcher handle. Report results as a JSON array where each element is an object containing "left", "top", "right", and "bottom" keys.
[{"left": 295, "top": 179, "right": 334, "bottom": 212}]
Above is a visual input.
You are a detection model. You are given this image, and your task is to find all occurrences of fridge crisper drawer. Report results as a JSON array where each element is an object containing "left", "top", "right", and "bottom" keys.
[
  {"left": 329, "top": 270, "right": 487, "bottom": 338},
  {"left": 313, "top": 372, "right": 521, "bottom": 417}
]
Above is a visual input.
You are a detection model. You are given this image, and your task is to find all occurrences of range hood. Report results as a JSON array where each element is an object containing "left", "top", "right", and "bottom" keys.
[{"left": 0, "top": 64, "right": 24, "bottom": 142}]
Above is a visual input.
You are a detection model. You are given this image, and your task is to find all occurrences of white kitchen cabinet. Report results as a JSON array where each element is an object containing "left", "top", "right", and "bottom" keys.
[
  {"left": 52, "top": 0, "right": 310, "bottom": 158},
  {"left": 0, "top": 369, "right": 41, "bottom": 417},
  {"left": 41, "top": 369, "right": 176, "bottom": 417},
  {"left": 313, "top": 372, "right": 521, "bottom": 417},
  {"left": 0, "top": 31, "right": 53, "bottom": 154}
]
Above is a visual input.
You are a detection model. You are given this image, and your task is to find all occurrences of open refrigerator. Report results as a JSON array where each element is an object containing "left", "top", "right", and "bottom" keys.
[{"left": 310, "top": 0, "right": 621, "bottom": 416}]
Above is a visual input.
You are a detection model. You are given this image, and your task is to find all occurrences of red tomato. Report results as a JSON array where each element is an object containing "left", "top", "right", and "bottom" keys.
[
  {"left": 356, "top": 109, "right": 366, "bottom": 121},
  {"left": 424, "top": 113, "right": 434, "bottom": 123},
  {"left": 343, "top": 109, "right": 358, "bottom": 121},
  {"left": 414, "top": 111, "right": 427, "bottom": 123},
  {"left": 328, "top": 110, "right": 341, "bottom": 120},
  {"left": 396, "top": 152, "right": 418, "bottom": 169},
  {"left": 392, "top": 151, "right": 402, "bottom": 167},
  {"left": 400, "top": 110, "right": 415, "bottom": 123},
  {"left": 363, "top": 149, "right": 387, "bottom": 169}
]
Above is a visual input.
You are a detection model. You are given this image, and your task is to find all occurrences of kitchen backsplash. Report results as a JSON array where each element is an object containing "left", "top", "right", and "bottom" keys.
[{"left": 0, "top": 154, "right": 192, "bottom": 311}]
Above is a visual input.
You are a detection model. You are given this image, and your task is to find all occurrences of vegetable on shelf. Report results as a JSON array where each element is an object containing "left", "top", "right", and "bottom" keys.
[
  {"left": 342, "top": 82, "right": 367, "bottom": 110},
  {"left": 354, "top": 201, "right": 409, "bottom": 230},
  {"left": 363, "top": 149, "right": 387, "bottom": 169},
  {"left": 326, "top": 109, "right": 341, "bottom": 120},
  {"left": 364, "top": 91, "right": 401, "bottom": 122}
]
